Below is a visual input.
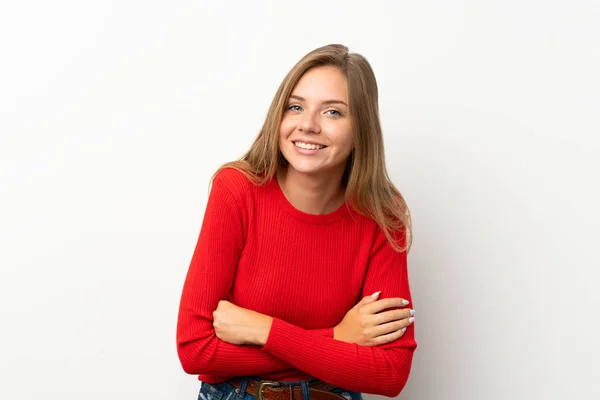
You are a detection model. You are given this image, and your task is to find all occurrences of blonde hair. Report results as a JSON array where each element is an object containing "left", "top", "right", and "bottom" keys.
[{"left": 212, "top": 44, "right": 411, "bottom": 253}]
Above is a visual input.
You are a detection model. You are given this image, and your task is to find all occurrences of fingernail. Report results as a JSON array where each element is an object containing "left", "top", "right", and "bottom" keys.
[
  {"left": 410, "top": 309, "right": 415, "bottom": 316},
  {"left": 402, "top": 300, "right": 410, "bottom": 305},
  {"left": 409, "top": 317, "right": 415, "bottom": 323},
  {"left": 370, "top": 291, "right": 381, "bottom": 299},
  {"left": 400, "top": 327, "right": 407, "bottom": 332}
]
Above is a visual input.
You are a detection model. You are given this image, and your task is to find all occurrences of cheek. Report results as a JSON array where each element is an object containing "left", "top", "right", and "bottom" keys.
[
  {"left": 331, "top": 127, "right": 353, "bottom": 153},
  {"left": 279, "top": 118, "right": 294, "bottom": 138},
  {"left": 342, "top": 132, "right": 353, "bottom": 149},
  {"left": 340, "top": 140, "right": 353, "bottom": 159}
]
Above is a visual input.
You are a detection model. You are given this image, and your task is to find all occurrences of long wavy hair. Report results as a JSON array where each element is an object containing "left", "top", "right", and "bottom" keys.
[{"left": 211, "top": 44, "right": 411, "bottom": 253}]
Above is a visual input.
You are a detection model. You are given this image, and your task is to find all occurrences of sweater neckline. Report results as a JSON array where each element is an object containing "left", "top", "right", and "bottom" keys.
[{"left": 268, "top": 175, "right": 350, "bottom": 224}]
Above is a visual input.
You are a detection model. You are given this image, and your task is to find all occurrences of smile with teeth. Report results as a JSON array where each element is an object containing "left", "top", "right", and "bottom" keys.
[{"left": 293, "top": 141, "right": 327, "bottom": 150}]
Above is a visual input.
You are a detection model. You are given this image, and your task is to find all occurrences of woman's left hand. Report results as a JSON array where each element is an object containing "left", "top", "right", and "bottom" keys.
[{"left": 213, "top": 300, "right": 273, "bottom": 346}]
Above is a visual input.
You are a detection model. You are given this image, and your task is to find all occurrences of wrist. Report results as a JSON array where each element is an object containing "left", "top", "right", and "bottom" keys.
[
  {"left": 333, "top": 325, "right": 353, "bottom": 343},
  {"left": 254, "top": 315, "right": 273, "bottom": 346}
]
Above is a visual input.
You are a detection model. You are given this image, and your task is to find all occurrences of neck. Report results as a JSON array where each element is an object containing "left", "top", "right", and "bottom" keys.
[{"left": 277, "top": 167, "right": 345, "bottom": 215}]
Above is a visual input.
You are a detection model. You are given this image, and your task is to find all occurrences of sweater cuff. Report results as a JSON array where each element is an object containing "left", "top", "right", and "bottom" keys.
[
  {"left": 263, "top": 318, "right": 333, "bottom": 352},
  {"left": 310, "top": 327, "right": 335, "bottom": 338}
]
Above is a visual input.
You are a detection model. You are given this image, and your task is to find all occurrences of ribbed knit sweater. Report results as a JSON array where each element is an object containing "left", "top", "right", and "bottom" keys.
[{"left": 176, "top": 168, "right": 417, "bottom": 397}]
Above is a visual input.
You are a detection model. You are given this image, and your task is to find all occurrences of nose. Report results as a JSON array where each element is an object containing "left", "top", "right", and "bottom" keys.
[{"left": 298, "top": 110, "right": 320, "bottom": 134}]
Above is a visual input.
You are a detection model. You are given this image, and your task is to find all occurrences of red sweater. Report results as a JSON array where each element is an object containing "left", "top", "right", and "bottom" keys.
[{"left": 176, "top": 168, "right": 417, "bottom": 397}]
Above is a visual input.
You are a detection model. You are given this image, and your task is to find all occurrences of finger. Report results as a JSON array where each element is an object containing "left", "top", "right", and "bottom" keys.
[
  {"left": 378, "top": 320, "right": 413, "bottom": 343},
  {"left": 353, "top": 291, "right": 380, "bottom": 309},
  {"left": 371, "top": 327, "right": 406, "bottom": 346},
  {"left": 370, "top": 317, "right": 414, "bottom": 337},
  {"left": 352, "top": 296, "right": 370, "bottom": 309},
  {"left": 375, "top": 308, "right": 415, "bottom": 324},
  {"left": 361, "top": 297, "right": 410, "bottom": 314}
]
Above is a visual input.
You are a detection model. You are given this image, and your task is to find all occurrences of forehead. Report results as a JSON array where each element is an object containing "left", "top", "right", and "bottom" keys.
[{"left": 291, "top": 66, "right": 348, "bottom": 101}]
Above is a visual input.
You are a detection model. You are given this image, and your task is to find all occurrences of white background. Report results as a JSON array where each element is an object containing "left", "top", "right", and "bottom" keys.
[{"left": 1, "top": 1, "right": 598, "bottom": 399}]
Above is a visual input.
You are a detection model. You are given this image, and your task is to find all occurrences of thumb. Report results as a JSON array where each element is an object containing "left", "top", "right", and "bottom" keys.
[{"left": 353, "top": 291, "right": 380, "bottom": 309}]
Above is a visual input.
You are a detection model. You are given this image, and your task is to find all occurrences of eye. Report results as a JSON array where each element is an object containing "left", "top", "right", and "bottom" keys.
[
  {"left": 326, "top": 109, "right": 342, "bottom": 117},
  {"left": 287, "top": 104, "right": 303, "bottom": 112}
]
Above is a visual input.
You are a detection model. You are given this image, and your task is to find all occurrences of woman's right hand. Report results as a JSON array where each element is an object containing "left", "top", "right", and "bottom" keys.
[{"left": 333, "top": 292, "right": 415, "bottom": 346}]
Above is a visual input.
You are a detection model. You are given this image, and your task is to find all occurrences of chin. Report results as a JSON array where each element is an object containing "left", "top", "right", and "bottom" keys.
[{"left": 287, "top": 162, "right": 322, "bottom": 175}]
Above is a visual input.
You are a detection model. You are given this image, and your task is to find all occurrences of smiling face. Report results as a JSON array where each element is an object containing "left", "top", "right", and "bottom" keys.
[{"left": 278, "top": 65, "right": 354, "bottom": 179}]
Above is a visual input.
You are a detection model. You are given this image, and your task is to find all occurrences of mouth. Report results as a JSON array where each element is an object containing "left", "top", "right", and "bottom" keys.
[{"left": 292, "top": 141, "right": 328, "bottom": 150}]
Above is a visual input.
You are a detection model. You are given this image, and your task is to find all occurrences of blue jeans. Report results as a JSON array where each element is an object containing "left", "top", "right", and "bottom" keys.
[{"left": 198, "top": 377, "right": 363, "bottom": 400}]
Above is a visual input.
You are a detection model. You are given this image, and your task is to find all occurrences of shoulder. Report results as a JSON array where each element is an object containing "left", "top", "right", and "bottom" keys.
[
  {"left": 213, "top": 167, "right": 251, "bottom": 186},
  {"left": 213, "top": 167, "right": 254, "bottom": 190},
  {"left": 211, "top": 167, "right": 256, "bottom": 204},
  {"left": 350, "top": 208, "right": 408, "bottom": 253}
]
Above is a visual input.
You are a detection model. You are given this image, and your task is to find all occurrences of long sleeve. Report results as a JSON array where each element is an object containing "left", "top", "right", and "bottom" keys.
[
  {"left": 261, "top": 226, "right": 417, "bottom": 397},
  {"left": 176, "top": 173, "right": 334, "bottom": 377}
]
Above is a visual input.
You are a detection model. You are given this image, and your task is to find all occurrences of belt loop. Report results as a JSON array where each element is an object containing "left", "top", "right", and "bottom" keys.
[
  {"left": 238, "top": 378, "right": 249, "bottom": 398},
  {"left": 300, "top": 381, "right": 310, "bottom": 400}
]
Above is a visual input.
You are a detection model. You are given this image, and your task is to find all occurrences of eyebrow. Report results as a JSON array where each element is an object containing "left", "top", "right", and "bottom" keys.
[{"left": 289, "top": 95, "right": 347, "bottom": 107}]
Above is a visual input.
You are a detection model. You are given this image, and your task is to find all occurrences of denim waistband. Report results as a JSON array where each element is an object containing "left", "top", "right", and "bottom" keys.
[{"left": 199, "top": 377, "right": 362, "bottom": 400}]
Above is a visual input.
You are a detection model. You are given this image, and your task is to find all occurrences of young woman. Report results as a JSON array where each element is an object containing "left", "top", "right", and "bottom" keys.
[{"left": 176, "top": 44, "right": 417, "bottom": 400}]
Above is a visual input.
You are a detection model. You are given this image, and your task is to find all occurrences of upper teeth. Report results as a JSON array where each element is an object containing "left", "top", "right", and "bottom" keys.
[{"left": 294, "top": 142, "right": 325, "bottom": 150}]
